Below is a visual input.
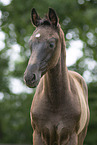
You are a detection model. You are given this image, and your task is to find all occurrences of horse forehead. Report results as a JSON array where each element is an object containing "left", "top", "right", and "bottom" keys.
[{"left": 32, "top": 27, "right": 58, "bottom": 39}]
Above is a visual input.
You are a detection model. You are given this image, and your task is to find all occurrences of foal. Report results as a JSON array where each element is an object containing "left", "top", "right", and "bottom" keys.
[{"left": 24, "top": 8, "right": 90, "bottom": 145}]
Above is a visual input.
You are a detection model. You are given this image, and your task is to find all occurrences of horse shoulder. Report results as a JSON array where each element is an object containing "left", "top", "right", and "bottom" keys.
[
  {"left": 69, "top": 70, "right": 88, "bottom": 103},
  {"left": 68, "top": 70, "right": 88, "bottom": 135}
]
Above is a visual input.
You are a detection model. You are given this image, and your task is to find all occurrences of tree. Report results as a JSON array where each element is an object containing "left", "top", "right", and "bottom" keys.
[{"left": 0, "top": 0, "right": 97, "bottom": 144}]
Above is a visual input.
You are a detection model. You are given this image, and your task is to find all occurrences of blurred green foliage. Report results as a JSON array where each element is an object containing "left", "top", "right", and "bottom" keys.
[{"left": 0, "top": 0, "right": 97, "bottom": 144}]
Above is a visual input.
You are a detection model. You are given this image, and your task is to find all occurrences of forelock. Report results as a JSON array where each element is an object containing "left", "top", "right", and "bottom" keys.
[{"left": 39, "top": 16, "right": 51, "bottom": 26}]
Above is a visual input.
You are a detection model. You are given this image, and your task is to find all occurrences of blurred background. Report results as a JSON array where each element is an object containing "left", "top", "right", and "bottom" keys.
[{"left": 0, "top": 0, "right": 97, "bottom": 144}]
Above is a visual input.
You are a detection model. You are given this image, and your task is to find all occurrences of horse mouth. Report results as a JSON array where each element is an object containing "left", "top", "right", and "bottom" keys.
[
  {"left": 24, "top": 79, "right": 40, "bottom": 88},
  {"left": 24, "top": 72, "right": 41, "bottom": 88}
]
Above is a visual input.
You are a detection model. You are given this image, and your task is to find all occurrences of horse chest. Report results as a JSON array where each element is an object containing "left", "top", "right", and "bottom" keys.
[{"left": 31, "top": 97, "right": 79, "bottom": 144}]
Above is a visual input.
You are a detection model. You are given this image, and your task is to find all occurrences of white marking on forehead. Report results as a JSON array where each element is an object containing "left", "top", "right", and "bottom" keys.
[{"left": 35, "top": 33, "right": 41, "bottom": 38}]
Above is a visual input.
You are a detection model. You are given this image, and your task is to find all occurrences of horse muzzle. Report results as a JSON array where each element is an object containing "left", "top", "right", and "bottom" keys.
[{"left": 24, "top": 64, "right": 41, "bottom": 88}]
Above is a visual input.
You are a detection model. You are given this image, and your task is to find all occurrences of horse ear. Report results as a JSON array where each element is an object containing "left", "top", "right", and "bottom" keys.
[
  {"left": 48, "top": 8, "right": 59, "bottom": 26},
  {"left": 31, "top": 8, "right": 41, "bottom": 27}
]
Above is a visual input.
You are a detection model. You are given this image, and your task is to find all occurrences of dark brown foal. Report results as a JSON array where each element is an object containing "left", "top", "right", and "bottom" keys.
[{"left": 24, "top": 8, "right": 90, "bottom": 145}]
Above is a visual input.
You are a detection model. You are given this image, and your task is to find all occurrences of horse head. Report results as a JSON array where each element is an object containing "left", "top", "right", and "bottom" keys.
[{"left": 24, "top": 8, "right": 61, "bottom": 88}]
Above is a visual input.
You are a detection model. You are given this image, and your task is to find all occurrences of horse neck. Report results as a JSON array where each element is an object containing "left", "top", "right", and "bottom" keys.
[{"left": 43, "top": 28, "right": 70, "bottom": 104}]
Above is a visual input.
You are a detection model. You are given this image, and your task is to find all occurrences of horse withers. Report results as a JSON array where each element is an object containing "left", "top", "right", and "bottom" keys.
[{"left": 24, "top": 8, "right": 90, "bottom": 145}]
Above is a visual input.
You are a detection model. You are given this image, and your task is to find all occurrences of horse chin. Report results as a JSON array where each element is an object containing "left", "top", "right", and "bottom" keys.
[{"left": 26, "top": 79, "right": 40, "bottom": 88}]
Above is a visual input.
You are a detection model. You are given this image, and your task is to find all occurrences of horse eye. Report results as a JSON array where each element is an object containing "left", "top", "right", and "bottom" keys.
[{"left": 49, "top": 42, "right": 55, "bottom": 48}]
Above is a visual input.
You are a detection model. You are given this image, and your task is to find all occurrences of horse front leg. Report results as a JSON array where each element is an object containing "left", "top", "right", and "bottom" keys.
[{"left": 33, "top": 130, "right": 44, "bottom": 145}]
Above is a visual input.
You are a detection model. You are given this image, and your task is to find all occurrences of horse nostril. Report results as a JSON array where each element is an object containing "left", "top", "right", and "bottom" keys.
[
  {"left": 32, "top": 74, "right": 36, "bottom": 81},
  {"left": 24, "top": 73, "right": 36, "bottom": 83}
]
